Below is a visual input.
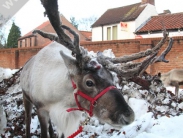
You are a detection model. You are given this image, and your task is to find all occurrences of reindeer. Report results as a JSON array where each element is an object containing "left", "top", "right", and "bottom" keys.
[
  {"left": 20, "top": 0, "right": 172, "bottom": 138},
  {"left": 157, "top": 69, "right": 183, "bottom": 99}
]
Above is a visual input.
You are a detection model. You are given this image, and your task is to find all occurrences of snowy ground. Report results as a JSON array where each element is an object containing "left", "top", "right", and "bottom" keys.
[{"left": 0, "top": 66, "right": 183, "bottom": 138}]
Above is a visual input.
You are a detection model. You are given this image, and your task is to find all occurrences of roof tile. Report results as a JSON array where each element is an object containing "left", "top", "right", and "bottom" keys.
[
  {"left": 136, "top": 13, "right": 183, "bottom": 33},
  {"left": 79, "top": 31, "right": 92, "bottom": 41}
]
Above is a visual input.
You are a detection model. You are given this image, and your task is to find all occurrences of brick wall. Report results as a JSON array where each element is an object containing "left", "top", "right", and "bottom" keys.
[
  {"left": 0, "top": 49, "right": 16, "bottom": 69},
  {"left": 0, "top": 37, "right": 183, "bottom": 75},
  {"left": 0, "top": 47, "right": 42, "bottom": 69},
  {"left": 17, "top": 47, "right": 43, "bottom": 68}
]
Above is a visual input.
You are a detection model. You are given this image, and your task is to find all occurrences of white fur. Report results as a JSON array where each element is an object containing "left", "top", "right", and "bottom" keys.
[
  {"left": 20, "top": 42, "right": 83, "bottom": 137},
  {"left": 49, "top": 103, "right": 83, "bottom": 137}
]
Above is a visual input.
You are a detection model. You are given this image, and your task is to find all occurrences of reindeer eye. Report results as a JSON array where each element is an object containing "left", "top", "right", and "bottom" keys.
[{"left": 86, "top": 80, "right": 94, "bottom": 87}]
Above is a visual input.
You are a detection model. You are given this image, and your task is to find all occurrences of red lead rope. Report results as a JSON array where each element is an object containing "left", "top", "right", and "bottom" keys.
[{"left": 67, "top": 126, "right": 83, "bottom": 138}]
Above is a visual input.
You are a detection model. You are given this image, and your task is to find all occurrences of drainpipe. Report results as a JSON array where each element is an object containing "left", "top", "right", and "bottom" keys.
[{"left": 101, "top": 25, "right": 103, "bottom": 41}]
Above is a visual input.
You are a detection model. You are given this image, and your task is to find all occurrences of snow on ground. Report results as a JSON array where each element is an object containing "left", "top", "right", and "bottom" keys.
[{"left": 0, "top": 66, "right": 183, "bottom": 137}]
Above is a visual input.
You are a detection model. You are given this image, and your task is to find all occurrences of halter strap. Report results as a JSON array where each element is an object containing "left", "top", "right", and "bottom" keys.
[{"left": 67, "top": 80, "right": 116, "bottom": 117}]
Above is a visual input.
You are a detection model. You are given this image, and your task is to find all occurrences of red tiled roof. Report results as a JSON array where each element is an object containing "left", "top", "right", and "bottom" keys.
[
  {"left": 19, "top": 15, "right": 89, "bottom": 42},
  {"left": 136, "top": 13, "right": 183, "bottom": 33},
  {"left": 60, "top": 15, "right": 87, "bottom": 41},
  {"left": 79, "top": 31, "right": 92, "bottom": 40},
  {"left": 92, "top": 3, "right": 146, "bottom": 27},
  {"left": 19, "top": 21, "right": 50, "bottom": 39}
]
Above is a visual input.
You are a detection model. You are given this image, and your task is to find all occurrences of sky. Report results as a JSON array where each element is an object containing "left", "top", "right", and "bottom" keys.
[{"left": 3, "top": 0, "right": 183, "bottom": 37}]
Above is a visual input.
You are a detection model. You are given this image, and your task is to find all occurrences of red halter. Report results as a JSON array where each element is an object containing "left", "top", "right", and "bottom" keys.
[{"left": 67, "top": 81, "right": 116, "bottom": 117}]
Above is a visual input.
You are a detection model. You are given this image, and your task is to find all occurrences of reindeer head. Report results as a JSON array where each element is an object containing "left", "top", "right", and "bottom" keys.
[{"left": 60, "top": 50, "right": 134, "bottom": 127}]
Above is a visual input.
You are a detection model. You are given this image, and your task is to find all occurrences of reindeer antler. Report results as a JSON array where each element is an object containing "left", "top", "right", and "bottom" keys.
[
  {"left": 96, "top": 29, "right": 169, "bottom": 79},
  {"left": 97, "top": 51, "right": 157, "bottom": 79},
  {"left": 153, "top": 37, "right": 173, "bottom": 63},
  {"left": 40, "top": 0, "right": 73, "bottom": 49},
  {"left": 100, "top": 30, "right": 169, "bottom": 64},
  {"left": 36, "top": 0, "right": 172, "bottom": 80},
  {"left": 36, "top": 0, "right": 90, "bottom": 69}
]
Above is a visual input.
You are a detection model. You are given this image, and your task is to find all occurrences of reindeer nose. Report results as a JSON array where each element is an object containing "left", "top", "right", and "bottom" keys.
[
  {"left": 120, "top": 108, "right": 135, "bottom": 125},
  {"left": 120, "top": 114, "right": 134, "bottom": 125}
]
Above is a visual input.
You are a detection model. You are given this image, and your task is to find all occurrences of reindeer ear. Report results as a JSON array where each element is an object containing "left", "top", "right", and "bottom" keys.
[{"left": 60, "top": 51, "right": 79, "bottom": 75}]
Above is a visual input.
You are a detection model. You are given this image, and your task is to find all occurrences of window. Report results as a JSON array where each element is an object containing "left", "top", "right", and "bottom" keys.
[
  {"left": 20, "top": 41, "right": 22, "bottom": 47},
  {"left": 112, "top": 26, "right": 117, "bottom": 40},
  {"left": 107, "top": 27, "right": 111, "bottom": 40},
  {"left": 30, "top": 38, "right": 32, "bottom": 47},
  {"left": 25, "top": 39, "right": 27, "bottom": 47}
]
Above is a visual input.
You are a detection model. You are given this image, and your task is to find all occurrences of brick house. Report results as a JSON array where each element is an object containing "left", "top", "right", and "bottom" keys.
[
  {"left": 135, "top": 12, "right": 183, "bottom": 38},
  {"left": 91, "top": 0, "right": 158, "bottom": 41},
  {"left": 18, "top": 15, "right": 92, "bottom": 48}
]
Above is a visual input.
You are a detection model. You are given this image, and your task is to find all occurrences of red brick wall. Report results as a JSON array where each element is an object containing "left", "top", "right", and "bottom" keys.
[
  {"left": 0, "top": 47, "right": 42, "bottom": 69},
  {"left": 0, "top": 37, "right": 183, "bottom": 75},
  {"left": 17, "top": 47, "right": 43, "bottom": 68},
  {"left": 0, "top": 49, "right": 15, "bottom": 69}
]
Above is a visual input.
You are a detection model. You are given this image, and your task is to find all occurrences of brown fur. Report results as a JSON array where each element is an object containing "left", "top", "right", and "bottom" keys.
[{"left": 158, "top": 69, "right": 183, "bottom": 98}]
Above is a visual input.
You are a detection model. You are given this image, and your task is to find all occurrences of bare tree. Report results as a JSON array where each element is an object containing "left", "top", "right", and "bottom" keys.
[
  {"left": 0, "top": 14, "right": 9, "bottom": 48},
  {"left": 70, "top": 16, "right": 79, "bottom": 29},
  {"left": 0, "top": 30, "right": 6, "bottom": 48},
  {"left": 78, "top": 16, "right": 97, "bottom": 31},
  {"left": 0, "top": 14, "right": 9, "bottom": 28}
]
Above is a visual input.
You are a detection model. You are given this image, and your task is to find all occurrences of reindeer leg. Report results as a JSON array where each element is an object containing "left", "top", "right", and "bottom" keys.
[
  {"left": 49, "top": 119, "right": 55, "bottom": 138},
  {"left": 174, "top": 83, "right": 179, "bottom": 100},
  {"left": 23, "top": 92, "right": 33, "bottom": 138},
  {"left": 61, "top": 133, "right": 65, "bottom": 138},
  {"left": 37, "top": 108, "right": 50, "bottom": 138},
  {"left": 171, "top": 82, "right": 179, "bottom": 100}
]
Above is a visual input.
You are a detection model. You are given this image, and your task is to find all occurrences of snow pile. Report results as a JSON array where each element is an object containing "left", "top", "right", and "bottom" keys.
[
  {"left": 0, "top": 67, "right": 18, "bottom": 81},
  {"left": 0, "top": 68, "right": 183, "bottom": 138}
]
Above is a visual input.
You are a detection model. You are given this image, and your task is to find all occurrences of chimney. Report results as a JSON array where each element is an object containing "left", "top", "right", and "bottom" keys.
[
  {"left": 163, "top": 10, "right": 171, "bottom": 14},
  {"left": 141, "top": 0, "right": 155, "bottom": 5}
]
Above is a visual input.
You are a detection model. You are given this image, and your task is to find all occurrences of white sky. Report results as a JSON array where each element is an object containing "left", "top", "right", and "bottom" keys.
[{"left": 4, "top": 0, "right": 183, "bottom": 36}]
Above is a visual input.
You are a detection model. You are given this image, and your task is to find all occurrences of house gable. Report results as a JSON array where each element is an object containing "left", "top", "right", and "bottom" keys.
[
  {"left": 135, "top": 4, "right": 157, "bottom": 30},
  {"left": 92, "top": 0, "right": 157, "bottom": 41},
  {"left": 92, "top": 3, "right": 145, "bottom": 28},
  {"left": 18, "top": 15, "right": 90, "bottom": 48}
]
